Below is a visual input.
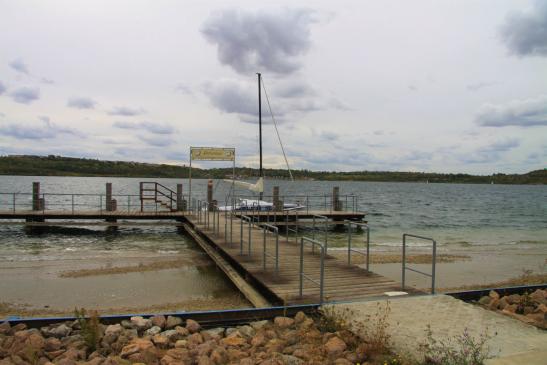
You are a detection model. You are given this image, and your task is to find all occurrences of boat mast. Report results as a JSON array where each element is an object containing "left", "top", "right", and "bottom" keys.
[{"left": 257, "top": 72, "right": 263, "bottom": 200}]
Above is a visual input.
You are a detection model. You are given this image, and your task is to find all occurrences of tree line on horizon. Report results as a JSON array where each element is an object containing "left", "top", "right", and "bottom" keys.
[{"left": 0, "top": 155, "right": 545, "bottom": 184}]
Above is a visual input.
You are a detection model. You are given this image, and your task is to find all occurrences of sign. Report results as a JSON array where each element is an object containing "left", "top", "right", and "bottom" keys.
[{"left": 190, "top": 147, "right": 235, "bottom": 161}]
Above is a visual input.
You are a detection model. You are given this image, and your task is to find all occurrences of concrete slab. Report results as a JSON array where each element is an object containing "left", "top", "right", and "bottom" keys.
[{"left": 330, "top": 295, "right": 547, "bottom": 363}]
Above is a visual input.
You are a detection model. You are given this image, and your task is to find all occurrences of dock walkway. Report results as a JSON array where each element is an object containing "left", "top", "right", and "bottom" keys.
[{"left": 186, "top": 211, "right": 416, "bottom": 305}]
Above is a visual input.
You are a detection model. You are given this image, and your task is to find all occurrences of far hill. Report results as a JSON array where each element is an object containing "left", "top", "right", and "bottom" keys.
[{"left": 0, "top": 155, "right": 545, "bottom": 184}]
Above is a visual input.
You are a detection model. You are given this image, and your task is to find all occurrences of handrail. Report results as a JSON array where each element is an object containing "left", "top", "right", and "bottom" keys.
[
  {"left": 261, "top": 223, "right": 279, "bottom": 274},
  {"left": 312, "top": 214, "right": 329, "bottom": 253},
  {"left": 345, "top": 220, "right": 370, "bottom": 271},
  {"left": 284, "top": 209, "right": 299, "bottom": 244},
  {"left": 299, "top": 237, "right": 326, "bottom": 304},
  {"left": 240, "top": 215, "right": 253, "bottom": 256},
  {"left": 402, "top": 233, "right": 437, "bottom": 294}
]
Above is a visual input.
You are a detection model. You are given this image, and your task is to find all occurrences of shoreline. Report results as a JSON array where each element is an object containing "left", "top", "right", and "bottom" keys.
[{"left": 1, "top": 244, "right": 545, "bottom": 318}]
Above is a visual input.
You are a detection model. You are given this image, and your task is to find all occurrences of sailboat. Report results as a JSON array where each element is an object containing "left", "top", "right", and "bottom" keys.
[{"left": 219, "top": 73, "right": 304, "bottom": 212}]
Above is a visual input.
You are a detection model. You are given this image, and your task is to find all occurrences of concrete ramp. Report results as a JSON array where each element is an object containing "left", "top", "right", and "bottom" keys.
[{"left": 330, "top": 295, "right": 547, "bottom": 364}]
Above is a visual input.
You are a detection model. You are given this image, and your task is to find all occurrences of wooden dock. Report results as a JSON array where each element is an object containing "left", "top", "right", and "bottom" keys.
[{"left": 185, "top": 211, "right": 418, "bottom": 305}]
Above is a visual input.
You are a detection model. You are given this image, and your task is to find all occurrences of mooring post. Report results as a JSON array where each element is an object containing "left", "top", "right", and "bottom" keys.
[
  {"left": 106, "top": 183, "right": 113, "bottom": 211},
  {"left": 333, "top": 186, "right": 341, "bottom": 211},
  {"left": 273, "top": 186, "right": 282, "bottom": 211},
  {"left": 177, "top": 184, "right": 184, "bottom": 211},
  {"left": 207, "top": 179, "right": 214, "bottom": 211},
  {"left": 32, "top": 182, "right": 40, "bottom": 210}
]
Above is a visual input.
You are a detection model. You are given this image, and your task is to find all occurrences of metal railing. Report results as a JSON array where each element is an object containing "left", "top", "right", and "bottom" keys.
[
  {"left": 240, "top": 215, "right": 253, "bottom": 256},
  {"left": 0, "top": 192, "right": 188, "bottom": 214},
  {"left": 139, "top": 182, "right": 177, "bottom": 211},
  {"left": 402, "top": 233, "right": 437, "bottom": 294},
  {"left": 299, "top": 237, "right": 326, "bottom": 304},
  {"left": 232, "top": 194, "right": 359, "bottom": 213},
  {"left": 345, "top": 220, "right": 370, "bottom": 271},
  {"left": 261, "top": 223, "right": 279, "bottom": 274},
  {"left": 312, "top": 215, "right": 329, "bottom": 253},
  {"left": 284, "top": 209, "right": 299, "bottom": 244}
]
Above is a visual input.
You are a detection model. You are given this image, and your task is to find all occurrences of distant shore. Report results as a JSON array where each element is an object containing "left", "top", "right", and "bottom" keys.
[{"left": 1, "top": 154, "right": 545, "bottom": 184}]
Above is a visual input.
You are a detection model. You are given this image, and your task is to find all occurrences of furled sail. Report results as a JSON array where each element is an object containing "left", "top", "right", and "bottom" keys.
[{"left": 223, "top": 177, "right": 264, "bottom": 193}]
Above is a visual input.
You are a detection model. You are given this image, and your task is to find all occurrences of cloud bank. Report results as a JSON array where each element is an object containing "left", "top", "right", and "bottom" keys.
[
  {"left": 9, "top": 58, "right": 29, "bottom": 75},
  {"left": 500, "top": 1, "right": 547, "bottom": 56},
  {"left": 202, "top": 8, "right": 316, "bottom": 75},
  {"left": 113, "top": 121, "right": 175, "bottom": 134},
  {"left": 108, "top": 106, "right": 146, "bottom": 116},
  {"left": 475, "top": 95, "right": 547, "bottom": 127},
  {"left": 67, "top": 97, "right": 96, "bottom": 109},
  {"left": 0, "top": 119, "right": 80, "bottom": 140},
  {"left": 10, "top": 87, "right": 40, "bottom": 104},
  {"left": 0, "top": 81, "right": 6, "bottom": 95}
]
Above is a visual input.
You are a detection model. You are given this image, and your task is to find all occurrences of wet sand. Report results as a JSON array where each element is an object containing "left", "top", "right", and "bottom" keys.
[
  {"left": 0, "top": 243, "right": 545, "bottom": 318},
  {"left": 363, "top": 245, "right": 547, "bottom": 290}
]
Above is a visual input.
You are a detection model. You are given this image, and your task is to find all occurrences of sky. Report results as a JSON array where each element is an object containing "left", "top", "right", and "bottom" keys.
[{"left": 0, "top": 0, "right": 546, "bottom": 174}]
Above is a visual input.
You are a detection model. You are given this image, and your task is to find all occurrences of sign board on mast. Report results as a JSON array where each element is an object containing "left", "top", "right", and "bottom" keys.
[{"left": 190, "top": 147, "right": 235, "bottom": 161}]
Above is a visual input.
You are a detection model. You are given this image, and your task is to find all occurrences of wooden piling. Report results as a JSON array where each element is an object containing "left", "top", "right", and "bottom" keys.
[
  {"left": 32, "top": 182, "right": 41, "bottom": 211},
  {"left": 273, "top": 186, "right": 282, "bottom": 211},
  {"left": 106, "top": 183, "right": 113, "bottom": 211},
  {"left": 176, "top": 184, "right": 185, "bottom": 211},
  {"left": 333, "top": 186, "right": 341, "bottom": 211},
  {"left": 207, "top": 180, "right": 214, "bottom": 210}
]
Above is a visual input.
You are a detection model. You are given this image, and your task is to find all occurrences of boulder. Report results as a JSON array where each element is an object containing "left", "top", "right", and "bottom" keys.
[
  {"left": 488, "top": 290, "right": 500, "bottom": 300},
  {"left": 152, "top": 334, "right": 169, "bottom": 348},
  {"left": 273, "top": 317, "right": 294, "bottom": 329},
  {"left": 104, "top": 324, "right": 123, "bottom": 337},
  {"left": 160, "top": 348, "right": 190, "bottom": 365},
  {"left": 505, "top": 294, "right": 521, "bottom": 305},
  {"left": 294, "top": 312, "right": 307, "bottom": 324},
  {"left": 197, "top": 355, "right": 213, "bottom": 365},
  {"left": 129, "top": 317, "right": 152, "bottom": 331},
  {"left": 250, "top": 320, "right": 269, "bottom": 331},
  {"left": 144, "top": 326, "right": 162, "bottom": 337},
  {"left": 236, "top": 325, "right": 255, "bottom": 339},
  {"left": 150, "top": 315, "right": 166, "bottom": 329},
  {"left": 530, "top": 289, "right": 547, "bottom": 305},
  {"left": 498, "top": 296, "right": 509, "bottom": 310},
  {"left": 478, "top": 296, "right": 491, "bottom": 306},
  {"left": 119, "top": 338, "right": 154, "bottom": 358},
  {"left": 174, "top": 340, "right": 188, "bottom": 348},
  {"left": 202, "top": 328, "right": 224, "bottom": 340},
  {"left": 120, "top": 320, "right": 135, "bottom": 330},
  {"left": 185, "top": 319, "right": 201, "bottom": 334},
  {"left": 221, "top": 333, "right": 246, "bottom": 347},
  {"left": 0, "top": 321, "right": 11, "bottom": 335},
  {"left": 44, "top": 337, "right": 62, "bottom": 352},
  {"left": 324, "top": 336, "right": 346, "bottom": 355},
  {"left": 165, "top": 316, "right": 183, "bottom": 329}
]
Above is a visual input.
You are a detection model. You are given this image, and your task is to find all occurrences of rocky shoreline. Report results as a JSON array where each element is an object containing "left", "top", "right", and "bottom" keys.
[
  {"left": 0, "top": 312, "right": 372, "bottom": 365},
  {"left": 478, "top": 288, "right": 547, "bottom": 329}
]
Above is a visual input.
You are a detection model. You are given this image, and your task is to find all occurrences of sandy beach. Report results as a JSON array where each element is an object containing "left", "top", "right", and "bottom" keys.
[{"left": 1, "top": 242, "right": 545, "bottom": 318}]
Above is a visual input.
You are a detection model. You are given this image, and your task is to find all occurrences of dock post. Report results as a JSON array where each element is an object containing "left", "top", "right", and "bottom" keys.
[
  {"left": 207, "top": 180, "right": 214, "bottom": 211},
  {"left": 105, "top": 183, "right": 117, "bottom": 225},
  {"left": 106, "top": 183, "right": 113, "bottom": 211},
  {"left": 273, "top": 186, "right": 282, "bottom": 211},
  {"left": 32, "top": 182, "right": 40, "bottom": 210},
  {"left": 332, "top": 186, "right": 341, "bottom": 211},
  {"left": 177, "top": 184, "right": 184, "bottom": 211}
]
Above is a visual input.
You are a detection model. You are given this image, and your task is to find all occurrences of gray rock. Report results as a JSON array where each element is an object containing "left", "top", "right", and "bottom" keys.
[
  {"left": 237, "top": 325, "right": 255, "bottom": 338},
  {"left": 166, "top": 316, "right": 183, "bottom": 329},
  {"left": 130, "top": 316, "right": 152, "bottom": 331},
  {"left": 144, "top": 326, "right": 162, "bottom": 336},
  {"left": 250, "top": 320, "right": 269, "bottom": 330},
  {"left": 104, "top": 324, "right": 123, "bottom": 336},
  {"left": 42, "top": 323, "right": 72, "bottom": 338},
  {"left": 161, "top": 329, "right": 184, "bottom": 342},
  {"left": 225, "top": 328, "right": 238, "bottom": 336},
  {"left": 121, "top": 320, "right": 136, "bottom": 329},
  {"left": 202, "top": 327, "right": 225, "bottom": 338}
]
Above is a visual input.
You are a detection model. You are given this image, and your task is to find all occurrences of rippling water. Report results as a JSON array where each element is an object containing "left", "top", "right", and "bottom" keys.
[{"left": 0, "top": 176, "right": 545, "bottom": 261}]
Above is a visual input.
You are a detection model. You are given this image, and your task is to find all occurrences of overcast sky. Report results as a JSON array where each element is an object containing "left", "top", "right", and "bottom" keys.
[{"left": 0, "top": 0, "right": 546, "bottom": 174}]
